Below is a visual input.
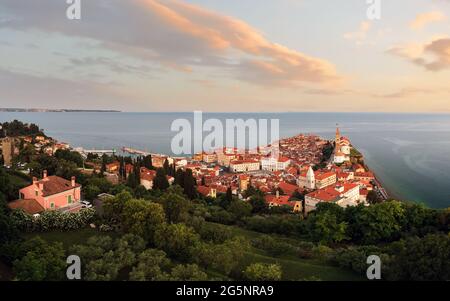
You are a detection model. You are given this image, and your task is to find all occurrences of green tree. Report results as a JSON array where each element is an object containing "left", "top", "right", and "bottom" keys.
[
  {"left": 55, "top": 160, "right": 79, "bottom": 180},
  {"left": 13, "top": 237, "right": 66, "bottom": 281},
  {"left": 54, "top": 149, "right": 83, "bottom": 167},
  {"left": 206, "top": 237, "right": 250, "bottom": 275},
  {"left": 163, "top": 159, "right": 170, "bottom": 175},
  {"left": 154, "top": 223, "right": 200, "bottom": 261},
  {"left": 169, "top": 264, "right": 208, "bottom": 281},
  {"left": 127, "top": 172, "right": 140, "bottom": 189},
  {"left": 183, "top": 169, "right": 197, "bottom": 199},
  {"left": 243, "top": 263, "right": 282, "bottom": 281},
  {"left": 103, "top": 190, "right": 133, "bottom": 222},
  {"left": 158, "top": 192, "right": 190, "bottom": 224},
  {"left": 153, "top": 168, "right": 169, "bottom": 191},
  {"left": 129, "top": 249, "right": 171, "bottom": 281},
  {"left": 143, "top": 155, "right": 153, "bottom": 170},
  {"left": 351, "top": 201, "right": 405, "bottom": 244},
  {"left": 249, "top": 195, "right": 268, "bottom": 214},
  {"left": 122, "top": 199, "right": 166, "bottom": 243},
  {"left": 228, "top": 200, "right": 252, "bottom": 220},
  {"left": 0, "top": 199, "right": 19, "bottom": 245},
  {"left": 83, "top": 184, "right": 101, "bottom": 201},
  {"left": 307, "top": 211, "right": 348, "bottom": 244},
  {"left": 385, "top": 234, "right": 450, "bottom": 281},
  {"left": 174, "top": 168, "right": 185, "bottom": 188}
]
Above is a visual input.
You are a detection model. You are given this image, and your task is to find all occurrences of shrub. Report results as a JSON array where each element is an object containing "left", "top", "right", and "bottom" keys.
[{"left": 9, "top": 208, "right": 95, "bottom": 232}]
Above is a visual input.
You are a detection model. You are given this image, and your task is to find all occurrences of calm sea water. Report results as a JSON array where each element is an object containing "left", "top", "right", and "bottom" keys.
[{"left": 1, "top": 112, "right": 450, "bottom": 209}]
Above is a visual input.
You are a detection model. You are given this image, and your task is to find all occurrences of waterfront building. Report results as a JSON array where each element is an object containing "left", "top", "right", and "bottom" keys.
[
  {"left": 315, "top": 171, "right": 337, "bottom": 189},
  {"left": 305, "top": 183, "right": 360, "bottom": 210},
  {"left": 333, "top": 126, "right": 351, "bottom": 164}
]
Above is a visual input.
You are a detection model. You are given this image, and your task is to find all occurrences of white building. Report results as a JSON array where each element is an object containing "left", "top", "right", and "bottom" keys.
[
  {"left": 298, "top": 166, "right": 316, "bottom": 189},
  {"left": 230, "top": 159, "right": 260, "bottom": 173},
  {"left": 261, "top": 156, "right": 291, "bottom": 171},
  {"left": 333, "top": 126, "right": 351, "bottom": 164},
  {"left": 305, "top": 183, "right": 361, "bottom": 210}
]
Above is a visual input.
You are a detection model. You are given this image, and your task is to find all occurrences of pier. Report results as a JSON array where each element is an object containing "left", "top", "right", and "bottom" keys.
[{"left": 74, "top": 147, "right": 116, "bottom": 157}]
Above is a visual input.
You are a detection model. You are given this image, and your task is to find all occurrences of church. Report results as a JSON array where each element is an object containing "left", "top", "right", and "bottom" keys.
[{"left": 332, "top": 126, "right": 351, "bottom": 164}]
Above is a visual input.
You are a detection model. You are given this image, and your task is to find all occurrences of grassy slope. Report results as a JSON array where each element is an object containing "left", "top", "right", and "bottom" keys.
[
  {"left": 21, "top": 225, "right": 363, "bottom": 281},
  {"left": 224, "top": 224, "right": 363, "bottom": 281},
  {"left": 22, "top": 228, "right": 107, "bottom": 249}
]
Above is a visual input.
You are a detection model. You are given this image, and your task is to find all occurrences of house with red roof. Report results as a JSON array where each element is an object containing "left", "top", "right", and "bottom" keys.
[
  {"left": 197, "top": 186, "right": 217, "bottom": 198},
  {"left": 140, "top": 167, "right": 157, "bottom": 190},
  {"left": 305, "top": 183, "right": 360, "bottom": 211},
  {"left": 265, "top": 193, "right": 302, "bottom": 213},
  {"left": 354, "top": 171, "right": 375, "bottom": 181},
  {"left": 8, "top": 170, "right": 82, "bottom": 215},
  {"left": 277, "top": 181, "right": 299, "bottom": 196}
]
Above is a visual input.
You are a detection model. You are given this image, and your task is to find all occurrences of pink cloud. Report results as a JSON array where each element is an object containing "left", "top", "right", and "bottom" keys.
[
  {"left": 140, "top": 0, "right": 341, "bottom": 86},
  {"left": 410, "top": 11, "right": 446, "bottom": 30},
  {"left": 388, "top": 37, "right": 450, "bottom": 71}
]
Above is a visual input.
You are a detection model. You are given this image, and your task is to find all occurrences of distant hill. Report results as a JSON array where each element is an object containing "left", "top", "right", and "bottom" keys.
[{"left": 0, "top": 108, "right": 121, "bottom": 113}]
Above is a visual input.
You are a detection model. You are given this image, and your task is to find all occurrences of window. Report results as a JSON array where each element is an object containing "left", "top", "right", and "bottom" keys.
[
  {"left": 50, "top": 202, "right": 55, "bottom": 209},
  {"left": 68, "top": 195, "right": 72, "bottom": 204},
  {"left": 35, "top": 191, "right": 38, "bottom": 197}
]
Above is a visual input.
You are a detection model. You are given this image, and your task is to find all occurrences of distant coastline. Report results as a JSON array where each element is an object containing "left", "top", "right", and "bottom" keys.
[{"left": 0, "top": 108, "right": 121, "bottom": 113}]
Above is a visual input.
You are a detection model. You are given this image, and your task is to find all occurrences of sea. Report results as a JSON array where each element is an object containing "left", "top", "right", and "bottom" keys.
[{"left": 1, "top": 112, "right": 450, "bottom": 209}]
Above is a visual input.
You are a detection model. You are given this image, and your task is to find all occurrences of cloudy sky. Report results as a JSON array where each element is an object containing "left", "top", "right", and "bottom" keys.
[{"left": 0, "top": 0, "right": 449, "bottom": 112}]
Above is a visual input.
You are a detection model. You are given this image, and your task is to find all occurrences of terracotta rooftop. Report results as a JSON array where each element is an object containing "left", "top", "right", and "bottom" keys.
[
  {"left": 35, "top": 176, "right": 81, "bottom": 197},
  {"left": 8, "top": 199, "right": 45, "bottom": 215}
]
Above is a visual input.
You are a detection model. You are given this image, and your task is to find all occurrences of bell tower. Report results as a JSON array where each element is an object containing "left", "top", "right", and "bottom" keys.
[{"left": 335, "top": 124, "right": 341, "bottom": 145}]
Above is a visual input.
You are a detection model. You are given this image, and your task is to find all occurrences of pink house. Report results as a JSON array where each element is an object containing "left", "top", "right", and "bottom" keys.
[{"left": 9, "top": 170, "right": 82, "bottom": 215}]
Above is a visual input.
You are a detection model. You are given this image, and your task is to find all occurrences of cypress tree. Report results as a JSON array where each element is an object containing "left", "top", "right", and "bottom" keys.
[
  {"left": 163, "top": 159, "right": 170, "bottom": 175},
  {"left": 153, "top": 168, "right": 169, "bottom": 191},
  {"left": 183, "top": 168, "right": 197, "bottom": 199}
]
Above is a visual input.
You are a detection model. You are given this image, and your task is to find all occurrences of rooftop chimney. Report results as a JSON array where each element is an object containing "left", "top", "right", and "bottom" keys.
[
  {"left": 32, "top": 177, "right": 38, "bottom": 184},
  {"left": 38, "top": 182, "right": 44, "bottom": 191},
  {"left": 43, "top": 170, "right": 47, "bottom": 179},
  {"left": 71, "top": 176, "right": 76, "bottom": 187}
]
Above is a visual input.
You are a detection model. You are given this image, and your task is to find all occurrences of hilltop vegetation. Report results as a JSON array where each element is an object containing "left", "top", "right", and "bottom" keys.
[
  {"left": 0, "top": 120, "right": 45, "bottom": 138},
  {"left": 1, "top": 176, "right": 449, "bottom": 281}
]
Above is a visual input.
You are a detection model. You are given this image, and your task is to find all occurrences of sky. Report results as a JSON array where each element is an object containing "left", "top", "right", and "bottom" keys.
[{"left": 0, "top": 0, "right": 449, "bottom": 112}]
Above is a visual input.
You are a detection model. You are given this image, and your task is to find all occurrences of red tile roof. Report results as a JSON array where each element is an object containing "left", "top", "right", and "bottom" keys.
[
  {"left": 197, "top": 186, "right": 212, "bottom": 197},
  {"left": 265, "top": 195, "right": 293, "bottom": 207},
  {"left": 307, "top": 188, "right": 341, "bottom": 202},
  {"left": 278, "top": 182, "right": 298, "bottom": 196},
  {"left": 35, "top": 176, "right": 81, "bottom": 197},
  {"left": 315, "top": 171, "right": 336, "bottom": 181},
  {"left": 8, "top": 199, "right": 45, "bottom": 214},
  {"left": 355, "top": 172, "right": 375, "bottom": 178}
]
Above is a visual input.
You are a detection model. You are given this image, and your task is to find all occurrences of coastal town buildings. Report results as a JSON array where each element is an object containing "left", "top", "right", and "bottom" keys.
[
  {"left": 261, "top": 156, "right": 291, "bottom": 171},
  {"left": 305, "top": 183, "right": 360, "bottom": 211},
  {"left": 4, "top": 124, "right": 382, "bottom": 219},
  {"left": 140, "top": 167, "right": 157, "bottom": 190},
  {"left": 333, "top": 127, "right": 351, "bottom": 164},
  {"left": 229, "top": 159, "right": 260, "bottom": 173},
  {"left": 298, "top": 166, "right": 337, "bottom": 190}
]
